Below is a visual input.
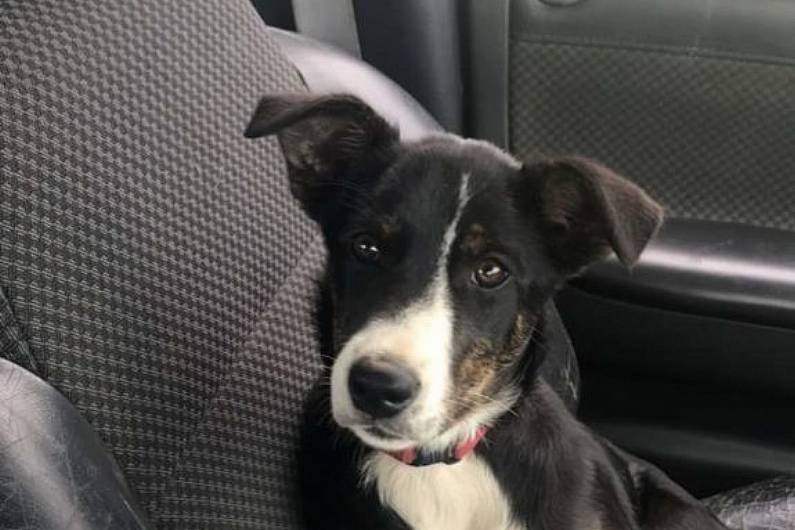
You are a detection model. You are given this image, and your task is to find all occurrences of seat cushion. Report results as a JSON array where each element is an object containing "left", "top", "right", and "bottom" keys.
[{"left": 706, "top": 476, "right": 795, "bottom": 530}]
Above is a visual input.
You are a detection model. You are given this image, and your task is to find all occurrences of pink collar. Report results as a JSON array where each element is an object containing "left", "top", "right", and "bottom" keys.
[{"left": 386, "top": 426, "right": 489, "bottom": 466}]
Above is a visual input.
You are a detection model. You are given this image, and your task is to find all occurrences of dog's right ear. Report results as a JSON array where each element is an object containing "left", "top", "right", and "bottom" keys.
[
  {"left": 245, "top": 93, "right": 399, "bottom": 223},
  {"left": 517, "top": 157, "right": 663, "bottom": 276}
]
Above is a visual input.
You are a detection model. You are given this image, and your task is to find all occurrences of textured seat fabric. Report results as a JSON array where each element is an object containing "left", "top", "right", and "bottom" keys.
[
  {"left": 1, "top": 1, "right": 324, "bottom": 528},
  {"left": 706, "top": 476, "right": 795, "bottom": 530}
]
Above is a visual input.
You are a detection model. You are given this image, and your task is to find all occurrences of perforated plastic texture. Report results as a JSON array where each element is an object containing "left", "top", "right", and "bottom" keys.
[{"left": 510, "top": 40, "right": 795, "bottom": 231}]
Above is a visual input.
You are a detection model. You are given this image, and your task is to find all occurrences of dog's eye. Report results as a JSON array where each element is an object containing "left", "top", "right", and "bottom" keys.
[
  {"left": 473, "top": 258, "right": 510, "bottom": 288},
  {"left": 351, "top": 234, "right": 381, "bottom": 262}
]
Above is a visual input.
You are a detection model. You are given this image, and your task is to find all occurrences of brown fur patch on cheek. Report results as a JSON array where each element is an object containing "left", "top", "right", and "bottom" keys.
[
  {"left": 504, "top": 312, "right": 533, "bottom": 361},
  {"left": 379, "top": 218, "right": 398, "bottom": 237},
  {"left": 447, "top": 338, "right": 499, "bottom": 422},
  {"left": 446, "top": 315, "right": 535, "bottom": 424},
  {"left": 460, "top": 223, "right": 487, "bottom": 255}
]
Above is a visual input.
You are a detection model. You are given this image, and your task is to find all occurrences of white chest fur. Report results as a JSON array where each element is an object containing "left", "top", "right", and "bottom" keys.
[{"left": 362, "top": 453, "right": 525, "bottom": 530}]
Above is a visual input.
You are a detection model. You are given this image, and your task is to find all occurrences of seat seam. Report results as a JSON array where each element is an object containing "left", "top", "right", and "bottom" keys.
[{"left": 146, "top": 231, "right": 324, "bottom": 518}]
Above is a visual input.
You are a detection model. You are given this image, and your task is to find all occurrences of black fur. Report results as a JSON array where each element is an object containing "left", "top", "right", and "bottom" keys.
[{"left": 246, "top": 94, "right": 727, "bottom": 530}]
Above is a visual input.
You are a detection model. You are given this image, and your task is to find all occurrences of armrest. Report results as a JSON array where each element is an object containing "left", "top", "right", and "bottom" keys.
[{"left": 575, "top": 219, "right": 795, "bottom": 329}]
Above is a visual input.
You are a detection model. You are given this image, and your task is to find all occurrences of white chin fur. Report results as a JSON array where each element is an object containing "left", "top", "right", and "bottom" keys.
[{"left": 349, "top": 426, "right": 416, "bottom": 452}]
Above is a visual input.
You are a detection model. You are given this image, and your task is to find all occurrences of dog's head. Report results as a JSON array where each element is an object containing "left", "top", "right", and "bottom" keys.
[{"left": 246, "top": 94, "right": 663, "bottom": 453}]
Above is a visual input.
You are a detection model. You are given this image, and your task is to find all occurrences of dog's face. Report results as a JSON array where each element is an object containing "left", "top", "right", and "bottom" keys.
[
  {"left": 320, "top": 139, "right": 553, "bottom": 452},
  {"left": 246, "top": 94, "right": 662, "bottom": 453}
]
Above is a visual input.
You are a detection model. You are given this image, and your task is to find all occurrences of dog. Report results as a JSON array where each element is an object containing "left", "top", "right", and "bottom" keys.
[{"left": 245, "top": 94, "right": 730, "bottom": 530}]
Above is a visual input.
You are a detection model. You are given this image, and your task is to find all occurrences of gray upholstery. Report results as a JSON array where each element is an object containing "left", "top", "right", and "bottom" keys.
[{"left": 1, "top": 1, "right": 322, "bottom": 527}]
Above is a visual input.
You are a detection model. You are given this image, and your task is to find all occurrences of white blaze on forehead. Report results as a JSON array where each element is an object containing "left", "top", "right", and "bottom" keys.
[
  {"left": 331, "top": 173, "right": 471, "bottom": 444},
  {"left": 443, "top": 173, "right": 471, "bottom": 259}
]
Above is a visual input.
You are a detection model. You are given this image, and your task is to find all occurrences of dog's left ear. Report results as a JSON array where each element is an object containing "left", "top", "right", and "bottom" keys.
[
  {"left": 244, "top": 93, "right": 398, "bottom": 223},
  {"left": 517, "top": 157, "right": 663, "bottom": 275}
]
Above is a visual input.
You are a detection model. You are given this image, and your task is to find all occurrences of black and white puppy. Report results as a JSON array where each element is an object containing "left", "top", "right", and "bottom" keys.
[{"left": 245, "top": 94, "right": 729, "bottom": 530}]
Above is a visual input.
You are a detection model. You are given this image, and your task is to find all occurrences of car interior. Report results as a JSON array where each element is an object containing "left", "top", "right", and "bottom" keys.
[{"left": 1, "top": 0, "right": 793, "bottom": 528}]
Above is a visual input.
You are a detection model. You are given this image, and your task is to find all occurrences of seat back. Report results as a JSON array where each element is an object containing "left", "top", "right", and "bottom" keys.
[{"left": 1, "top": 1, "right": 322, "bottom": 527}]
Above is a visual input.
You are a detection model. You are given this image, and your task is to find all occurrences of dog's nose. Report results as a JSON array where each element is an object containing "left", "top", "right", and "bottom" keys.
[{"left": 348, "top": 358, "right": 419, "bottom": 419}]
